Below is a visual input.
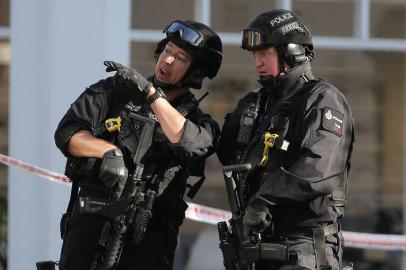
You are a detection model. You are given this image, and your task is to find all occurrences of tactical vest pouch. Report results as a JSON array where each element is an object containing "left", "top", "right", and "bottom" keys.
[
  {"left": 328, "top": 190, "right": 346, "bottom": 207},
  {"left": 328, "top": 190, "right": 347, "bottom": 218}
]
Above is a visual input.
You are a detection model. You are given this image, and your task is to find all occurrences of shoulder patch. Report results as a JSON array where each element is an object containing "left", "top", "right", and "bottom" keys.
[{"left": 320, "top": 107, "right": 344, "bottom": 137}]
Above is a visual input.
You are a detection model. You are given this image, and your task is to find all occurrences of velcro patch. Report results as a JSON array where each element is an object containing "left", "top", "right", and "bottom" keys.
[{"left": 320, "top": 107, "right": 344, "bottom": 137}]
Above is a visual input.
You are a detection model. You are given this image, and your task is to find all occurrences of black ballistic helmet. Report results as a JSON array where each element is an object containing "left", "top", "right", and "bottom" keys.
[
  {"left": 242, "top": 9, "right": 314, "bottom": 67},
  {"left": 154, "top": 20, "right": 223, "bottom": 89}
]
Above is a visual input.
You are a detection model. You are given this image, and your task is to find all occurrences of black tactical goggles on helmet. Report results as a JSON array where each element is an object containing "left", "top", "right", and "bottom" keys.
[
  {"left": 164, "top": 20, "right": 204, "bottom": 47},
  {"left": 241, "top": 29, "right": 268, "bottom": 50}
]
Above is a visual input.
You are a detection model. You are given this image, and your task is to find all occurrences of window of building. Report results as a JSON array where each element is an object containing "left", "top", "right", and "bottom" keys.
[
  {"left": 132, "top": 0, "right": 194, "bottom": 29},
  {"left": 211, "top": 0, "right": 278, "bottom": 32},
  {"left": 293, "top": 0, "right": 355, "bottom": 37},
  {"left": 370, "top": 1, "right": 406, "bottom": 39},
  {"left": 0, "top": 0, "right": 9, "bottom": 27}
]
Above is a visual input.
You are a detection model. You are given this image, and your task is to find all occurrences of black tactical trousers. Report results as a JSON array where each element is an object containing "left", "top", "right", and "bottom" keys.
[{"left": 59, "top": 214, "right": 179, "bottom": 270}]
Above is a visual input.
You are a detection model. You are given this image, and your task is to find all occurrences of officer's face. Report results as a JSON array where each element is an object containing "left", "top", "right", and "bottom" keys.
[
  {"left": 252, "top": 47, "right": 282, "bottom": 77},
  {"left": 155, "top": 42, "right": 193, "bottom": 86}
]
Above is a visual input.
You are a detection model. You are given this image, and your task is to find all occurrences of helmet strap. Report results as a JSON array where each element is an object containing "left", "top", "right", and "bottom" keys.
[
  {"left": 180, "top": 62, "right": 205, "bottom": 89},
  {"left": 152, "top": 76, "right": 178, "bottom": 91}
]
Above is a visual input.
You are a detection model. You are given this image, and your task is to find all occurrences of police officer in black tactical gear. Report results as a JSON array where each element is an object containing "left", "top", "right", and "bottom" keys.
[
  {"left": 217, "top": 9, "right": 354, "bottom": 270},
  {"left": 54, "top": 20, "right": 222, "bottom": 270}
]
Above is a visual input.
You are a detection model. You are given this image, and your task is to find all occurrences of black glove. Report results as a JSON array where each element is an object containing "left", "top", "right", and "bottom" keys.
[
  {"left": 98, "top": 148, "right": 128, "bottom": 200},
  {"left": 243, "top": 204, "right": 272, "bottom": 234},
  {"left": 104, "top": 60, "right": 152, "bottom": 94}
]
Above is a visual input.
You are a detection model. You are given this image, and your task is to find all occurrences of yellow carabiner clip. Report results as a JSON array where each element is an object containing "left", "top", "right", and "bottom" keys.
[
  {"left": 259, "top": 132, "right": 279, "bottom": 167},
  {"left": 105, "top": 116, "right": 122, "bottom": 133}
]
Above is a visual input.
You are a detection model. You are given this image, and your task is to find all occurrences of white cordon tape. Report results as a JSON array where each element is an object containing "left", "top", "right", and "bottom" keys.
[
  {"left": 2, "top": 153, "right": 406, "bottom": 251},
  {"left": 185, "top": 203, "right": 406, "bottom": 251},
  {"left": 0, "top": 154, "right": 70, "bottom": 184}
]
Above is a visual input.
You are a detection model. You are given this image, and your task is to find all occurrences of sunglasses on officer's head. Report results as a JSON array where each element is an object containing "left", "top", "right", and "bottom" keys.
[{"left": 164, "top": 21, "right": 204, "bottom": 47}]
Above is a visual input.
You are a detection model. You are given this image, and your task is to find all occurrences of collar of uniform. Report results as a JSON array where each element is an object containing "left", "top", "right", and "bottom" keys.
[
  {"left": 279, "top": 62, "right": 314, "bottom": 96},
  {"left": 259, "top": 62, "right": 314, "bottom": 100}
]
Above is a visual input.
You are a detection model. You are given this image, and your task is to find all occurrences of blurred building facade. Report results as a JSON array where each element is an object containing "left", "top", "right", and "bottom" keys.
[{"left": 2, "top": 0, "right": 406, "bottom": 269}]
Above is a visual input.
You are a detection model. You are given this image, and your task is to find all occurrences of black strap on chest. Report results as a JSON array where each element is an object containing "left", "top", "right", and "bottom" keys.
[
  {"left": 237, "top": 92, "right": 261, "bottom": 146},
  {"left": 232, "top": 91, "right": 262, "bottom": 164},
  {"left": 240, "top": 73, "right": 317, "bottom": 165}
]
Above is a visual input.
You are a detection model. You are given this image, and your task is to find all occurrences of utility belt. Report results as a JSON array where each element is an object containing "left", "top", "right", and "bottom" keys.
[
  {"left": 268, "top": 222, "right": 341, "bottom": 270},
  {"left": 241, "top": 241, "right": 290, "bottom": 262},
  {"left": 272, "top": 223, "right": 340, "bottom": 239}
]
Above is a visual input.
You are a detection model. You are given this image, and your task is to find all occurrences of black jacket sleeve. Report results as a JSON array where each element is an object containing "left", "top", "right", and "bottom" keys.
[
  {"left": 54, "top": 78, "right": 113, "bottom": 157},
  {"left": 176, "top": 108, "right": 220, "bottom": 158},
  {"left": 251, "top": 82, "right": 354, "bottom": 208}
]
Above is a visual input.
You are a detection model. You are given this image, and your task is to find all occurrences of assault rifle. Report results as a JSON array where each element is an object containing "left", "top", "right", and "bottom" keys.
[
  {"left": 87, "top": 112, "right": 156, "bottom": 269},
  {"left": 217, "top": 163, "right": 288, "bottom": 270}
]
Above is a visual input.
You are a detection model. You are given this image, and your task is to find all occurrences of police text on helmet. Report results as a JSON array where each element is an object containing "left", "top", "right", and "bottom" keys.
[{"left": 269, "top": 13, "right": 294, "bottom": 27}]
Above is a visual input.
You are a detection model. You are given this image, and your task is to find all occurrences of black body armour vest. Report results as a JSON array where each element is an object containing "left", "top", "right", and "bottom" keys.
[
  {"left": 68, "top": 91, "right": 200, "bottom": 200},
  {"left": 235, "top": 64, "right": 349, "bottom": 228},
  {"left": 241, "top": 78, "right": 316, "bottom": 201}
]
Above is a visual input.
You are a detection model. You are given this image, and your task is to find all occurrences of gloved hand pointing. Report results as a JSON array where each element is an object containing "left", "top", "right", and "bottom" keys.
[
  {"left": 243, "top": 204, "right": 272, "bottom": 234},
  {"left": 104, "top": 60, "right": 152, "bottom": 94},
  {"left": 98, "top": 148, "right": 128, "bottom": 200}
]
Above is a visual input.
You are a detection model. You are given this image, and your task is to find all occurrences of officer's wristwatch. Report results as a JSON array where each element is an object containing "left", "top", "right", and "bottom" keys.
[{"left": 147, "top": 87, "right": 167, "bottom": 104}]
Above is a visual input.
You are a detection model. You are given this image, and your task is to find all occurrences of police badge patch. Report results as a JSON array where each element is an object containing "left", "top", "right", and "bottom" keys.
[{"left": 320, "top": 107, "right": 344, "bottom": 137}]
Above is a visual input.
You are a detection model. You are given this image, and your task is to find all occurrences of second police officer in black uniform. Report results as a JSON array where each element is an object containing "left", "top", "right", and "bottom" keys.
[
  {"left": 54, "top": 20, "right": 222, "bottom": 270},
  {"left": 217, "top": 9, "right": 354, "bottom": 270}
]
